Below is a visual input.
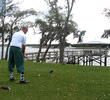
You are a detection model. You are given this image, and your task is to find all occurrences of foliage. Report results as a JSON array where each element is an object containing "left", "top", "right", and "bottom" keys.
[
  {"left": 0, "top": 0, "right": 37, "bottom": 59},
  {"left": 101, "top": 29, "right": 110, "bottom": 38},
  {"left": 73, "top": 30, "right": 86, "bottom": 43},
  {"left": 103, "top": 8, "right": 110, "bottom": 19},
  {"left": 102, "top": 8, "right": 110, "bottom": 39},
  {"left": 35, "top": 0, "right": 77, "bottom": 63},
  {"left": 0, "top": 0, "right": 37, "bottom": 40},
  {"left": 0, "top": 60, "right": 110, "bottom": 100}
]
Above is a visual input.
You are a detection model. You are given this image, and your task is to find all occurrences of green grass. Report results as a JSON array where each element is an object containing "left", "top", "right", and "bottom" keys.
[{"left": 0, "top": 60, "right": 110, "bottom": 100}]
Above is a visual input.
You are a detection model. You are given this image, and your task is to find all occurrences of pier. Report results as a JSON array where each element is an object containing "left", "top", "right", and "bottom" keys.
[
  {"left": 24, "top": 41, "right": 110, "bottom": 66},
  {"left": 25, "top": 49, "right": 110, "bottom": 66}
]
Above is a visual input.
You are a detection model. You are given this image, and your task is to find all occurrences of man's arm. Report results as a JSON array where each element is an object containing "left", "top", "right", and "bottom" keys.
[{"left": 22, "top": 45, "right": 26, "bottom": 57}]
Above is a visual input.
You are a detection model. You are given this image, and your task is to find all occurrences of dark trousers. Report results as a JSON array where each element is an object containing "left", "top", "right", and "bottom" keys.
[{"left": 8, "top": 46, "right": 25, "bottom": 73}]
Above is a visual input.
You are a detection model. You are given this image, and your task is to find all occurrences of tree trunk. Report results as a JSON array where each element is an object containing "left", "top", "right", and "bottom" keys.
[
  {"left": 5, "top": 29, "right": 13, "bottom": 60},
  {"left": 59, "top": 38, "right": 65, "bottom": 64},
  {"left": 5, "top": 37, "right": 11, "bottom": 60},
  {"left": 1, "top": 20, "right": 5, "bottom": 60},
  {"left": 36, "top": 39, "right": 43, "bottom": 62},
  {"left": 42, "top": 39, "right": 52, "bottom": 62},
  {"left": 1, "top": 31, "right": 4, "bottom": 60}
]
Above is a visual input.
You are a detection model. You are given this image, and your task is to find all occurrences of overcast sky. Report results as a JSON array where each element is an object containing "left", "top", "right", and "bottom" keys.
[
  {"left": 72, "top": 0, "right": 110, "bottom": 43},
  {"left": 18, "top": 0, "right": 110, "bottom": 44}
]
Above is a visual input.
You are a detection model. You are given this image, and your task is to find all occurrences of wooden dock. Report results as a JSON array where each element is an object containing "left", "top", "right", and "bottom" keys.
[
  {"left": 25, "top": 51, "right": 60, "bottom": 63},
  {"left": 25, "top": 49, "right": 110, "bottom": 66}
]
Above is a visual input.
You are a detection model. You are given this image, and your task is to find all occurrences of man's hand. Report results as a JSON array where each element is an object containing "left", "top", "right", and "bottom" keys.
[{"left": 23, "top": 53, "right": 25, "bottom": 57}]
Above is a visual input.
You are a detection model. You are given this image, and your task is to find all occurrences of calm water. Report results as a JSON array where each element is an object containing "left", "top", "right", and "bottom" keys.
[
  {"left": 24, "top": 46, "right": 110, "bottom": 66},
  {"left": 0, "top": 46, "right": 110, "bottom": 66}
]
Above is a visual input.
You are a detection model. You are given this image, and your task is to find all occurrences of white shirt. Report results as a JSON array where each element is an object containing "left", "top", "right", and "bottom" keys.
[{"left": 10, "top": 30, "right": 26, "bottom": 48}]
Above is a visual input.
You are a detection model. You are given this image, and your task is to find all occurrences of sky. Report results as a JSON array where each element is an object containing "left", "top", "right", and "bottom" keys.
[{"left": 17, "top": 0, "right": 110, "bottom": 44}]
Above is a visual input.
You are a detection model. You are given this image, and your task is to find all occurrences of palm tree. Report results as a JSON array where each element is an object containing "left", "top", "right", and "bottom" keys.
[
  {"left": 101, "top": 29, "right": 110, "bottom": 39},
  {"left": 73, "top": 30, "right": 86, "bottom": 43},
  {"left": 101, "top": 8, "right": 110, "bottom": 39}
]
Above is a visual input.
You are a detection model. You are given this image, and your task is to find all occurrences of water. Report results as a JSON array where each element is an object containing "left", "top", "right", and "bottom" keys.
[
  {"left": 1, "top": 45, "right": 110, "bottom": 66},
  {"left": 26, "top": 46, "right": 110, "bottom": 66}
]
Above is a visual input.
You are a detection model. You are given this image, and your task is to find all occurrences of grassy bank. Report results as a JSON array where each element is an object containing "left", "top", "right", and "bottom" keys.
[{"left": 0, "top": 60, "right": 110, "bottom": 100}]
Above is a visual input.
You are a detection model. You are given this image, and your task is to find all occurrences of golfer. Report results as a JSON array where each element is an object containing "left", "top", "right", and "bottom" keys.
[{"left": 8, "top": 27, "right": 29, "bottom": 84}]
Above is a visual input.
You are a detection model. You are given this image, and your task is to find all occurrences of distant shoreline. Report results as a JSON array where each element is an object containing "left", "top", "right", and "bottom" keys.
[
  {"left": 0, "top": 44, "right": 39, "bottom": 46},
  {"left": 0, "top": 44, "right": 60, "bottom": 48}
]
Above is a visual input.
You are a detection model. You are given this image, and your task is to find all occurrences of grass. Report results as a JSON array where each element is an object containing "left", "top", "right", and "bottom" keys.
[{"left": 0, "top": 60, "right": 110, "bottom": 100}]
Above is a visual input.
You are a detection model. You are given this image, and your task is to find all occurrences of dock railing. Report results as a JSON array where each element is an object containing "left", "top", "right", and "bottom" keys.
[{"left": 25, "top": 49, "right": 109, "bottom": 65}]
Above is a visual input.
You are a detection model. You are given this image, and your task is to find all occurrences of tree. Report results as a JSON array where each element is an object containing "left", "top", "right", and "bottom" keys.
[
  {"left": 73, "top": 30, "right": 86, "bottom": 43},
  {"left": 0, "top": 0, "right": 7, "bottom": 59},
  {"left": 45, "top": 0, "right": 76, "bottom": 63},
  {"left": 35, "top": 19, "right": 48, "bottom": 62},
  {"left": 35, "top": 18, "right": 57, "bottom": 62},
  {"left": 0, "top": 0, "right": 37, "bottom": 59},
  {"left": 101, "top": 8, "right": 110, "bottom": 38},
  {"left": 34, "top": 0, "right": 78, "bottom": 63},
  {"left": 101, "top": 29, "right": 110, "bottom": 39},
  {"left": 103, "top": 8, "right": 110, "bottom": 19},
  {"left": 5, "top": 9, "right": 37, "bottom": 59}
]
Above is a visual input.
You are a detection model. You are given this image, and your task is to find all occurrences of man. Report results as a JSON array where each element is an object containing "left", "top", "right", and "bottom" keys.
[{"left": 8, "top": 27, "right": 29, "bottom": 84}]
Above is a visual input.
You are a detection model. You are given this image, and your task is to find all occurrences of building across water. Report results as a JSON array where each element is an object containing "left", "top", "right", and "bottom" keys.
[{"left": 69, "top": 41, "right": 110, "bottom": 66}]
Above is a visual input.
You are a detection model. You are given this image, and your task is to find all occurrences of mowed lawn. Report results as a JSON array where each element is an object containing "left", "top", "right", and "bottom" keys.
[{"left": 0, "top": 60, "right": 110, "bottom": 100}]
